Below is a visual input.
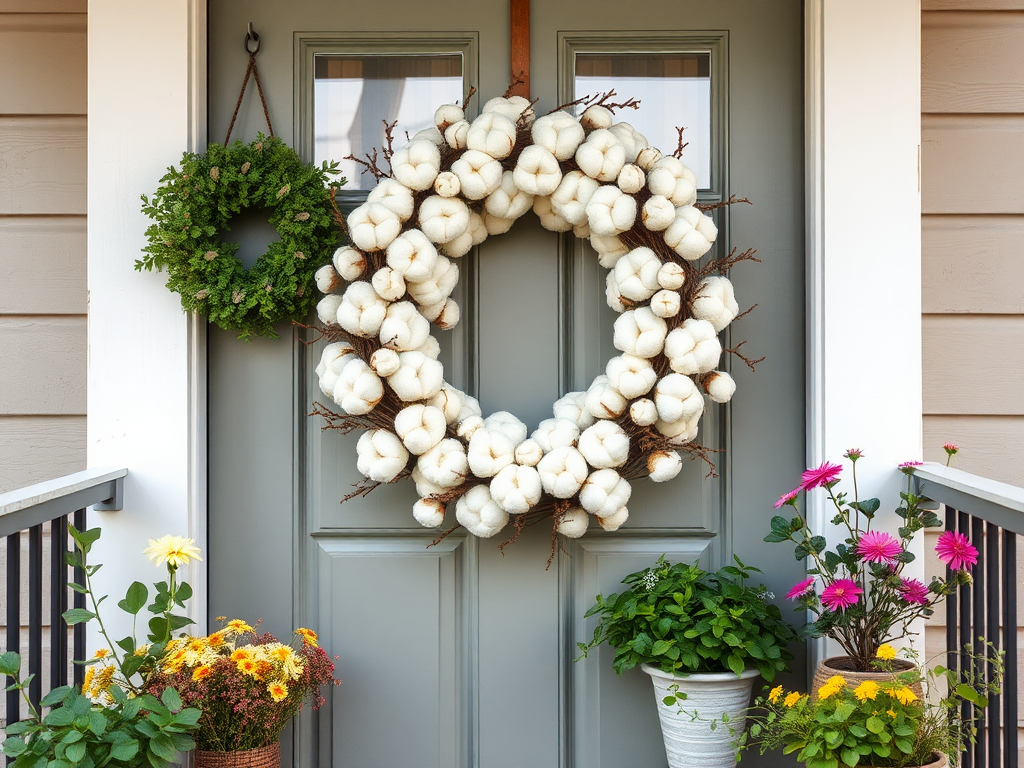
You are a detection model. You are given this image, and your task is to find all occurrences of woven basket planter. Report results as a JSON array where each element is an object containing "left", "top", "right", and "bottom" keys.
[
  {"left": 812, "top": 656, "right": 924, "bottom": 700},
  {"left": 195, "top": 742, "right": 280, "bottom": 768}
]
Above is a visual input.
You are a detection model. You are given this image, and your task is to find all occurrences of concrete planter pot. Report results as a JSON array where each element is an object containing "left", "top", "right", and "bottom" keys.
[{"left": 641, "top": 665, "right": 760, "bottom": 768}]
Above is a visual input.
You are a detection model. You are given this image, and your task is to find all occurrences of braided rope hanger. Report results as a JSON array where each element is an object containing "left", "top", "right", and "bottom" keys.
[{"left": 224, "top": 22, "right": 274, "bottom": 145}]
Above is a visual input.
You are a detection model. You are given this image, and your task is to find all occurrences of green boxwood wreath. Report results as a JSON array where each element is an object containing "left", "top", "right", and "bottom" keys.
[{"left": 138, "top": 134, "right": 343, "bottom": 339}]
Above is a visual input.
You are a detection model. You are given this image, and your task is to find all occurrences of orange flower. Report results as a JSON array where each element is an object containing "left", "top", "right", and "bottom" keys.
[
  {"left": 268, "top": 681, "right": 288, "bottom": 702},
  {"left": 192, "top": 665, "right": 212, "bottom": 681},
  {"left": 231, "top": 648, "right": 252, "bottom": 663},
  {"left": 226, "top": 619, "right": 254, "bottom": 635},
  {"left": 207, "top": 632, "right": 226, "bottom": 648},
  {"left": 272, "top": 646, "right": 294, "bottom": 662},
  {"left": 295, "top": 628, "right": 318, "bottom": 647},
  {"left": 93, "top": 648, "right": 111, "bottom": 659},
  {"left": 237, "top": 658, "right": 260, "bottom": 677}
]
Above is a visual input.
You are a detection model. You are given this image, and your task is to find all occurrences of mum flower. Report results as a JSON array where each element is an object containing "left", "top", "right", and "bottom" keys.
[
  {"left": 876, "top": 643, "right": 896, "bottom": 661},
  {"left": 898, "top": 578, "right": 930, "bottom": 605},
  {"left": 786, "top": 577, "right": 815, "bottom": 601},
  {"left": 935, "top": 531, "right": 979, "bottom": 570},
  {"left": 784, "top": 692, "right": 803, "bottom": 708},
  {"left": 800, "top": 461, "right": 842, "bottom": 490},
  {"left": 296, "top": 627, "right": 319, "bottom": 646},
  {"left": 93, "top": 648, "right": 111, "bottom": 659},
  {"left": 820, "top": 579, "right": 863, "bottom": 611},
  {"left": 268, "top": 681, "right": 288, "bottom": 702},
  {"left": 143, "top": 535, "right": 202, "bottom": 569},
  {"left": 768, "top": 685, "right": 784, "bottom": 703},
  {"left": 207, "top": 631, "right": 225, "bottom": 647},
  {"left": 774, "top": 488, "right": 800, "bottom": 509},
  {"left": 818, "top": 676, "right": 846, "bottom": 700},
  {"left": 892, "top": 686, "right": 918, "bottom": 705},
  {"left": 854, "top": 680, "right": 880, "bottom": 701},
  {"left": 192, "top": 665, "right": 212, "bottom": 681},
  {"left": 225, "top": 619, "right": 254, "bottom": 635},
  {"left": 856, "top": 531, "right": 902, "bottom": 565},
  {"left": 943, "top": 442, "right": 959, "bottom": 456},
  {"left": 237, "top": 658, "right": 260, "bottom": 677},
  {"left": 230, "top": 648, "right": 252, "bottom": 662}
]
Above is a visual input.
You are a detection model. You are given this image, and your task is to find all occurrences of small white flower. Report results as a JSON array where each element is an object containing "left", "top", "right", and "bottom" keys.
[
  {"left": 575, "top": 129, "right": 626, "bottom": 182},
  {"left": 537, "top": 445, "right": 589, "bottom": 498},
  {"left": 691, "top": 275, "right": 740, "bottom": 332},
  {"left": 556, "top": 507, "right": 590, "bottom": 538},
  {"left": 356, "top": 429, "right": 410, "bottom": 482},
  {"left": 613, "top": 307, "right": 668, "bottom": 358},
  {"left": 578, "top": 420, "right": 630, "bottom": 468},
  {"left": 419, "top": 195, "right": 472, "bottom": 244},
  {"left": 648, "top": 450, "right": 683, "bottom": 482},
  {"left": 641, "top": 568, "right": 659, "bottom": 591},
  {"left": 579, "top": 469, "right": 632, "bottom": 516},
  {"left": 490, "top": 464, "right": 542, "bottom": 514},
  {"left": 664, "top": 318, "right": 722, "bottom": 375},
  {"left": 451, "top": 149, "right": 503, "bottom": 200},
  {"left": 586, "top": 184, "right": 637, "bottom": 236},
  {"left": 390, "top": 138, "right": 441, "bottom": 191},
  {"left": 467, "top": 112, "right": 518, "bottom": 159},
  {"left": 514, "top": 145, "right": 563, "bottom": 196},
  {"left": 348, "top": 202, "right": 402, "bottom": 252},
  {"left": 531, "top": 110, "right": 585, "bottom": 160},
  {"left": 336, "top": 281, "right": 388, "bottom": 337},
  {"left": 387, "top": 350, "right": 444, "bottom": 401},
  {"left": 394, "top": 403, "right": 447, "bottom": 455},
  {"left": 455, "top": 484, "right": 509, "bottom": 538},
  {"left": 704, "top": 370, "right": 737, "bottom": 404},
  {"left": 367, "top": 178, "right": 416, "bottom": 222}
]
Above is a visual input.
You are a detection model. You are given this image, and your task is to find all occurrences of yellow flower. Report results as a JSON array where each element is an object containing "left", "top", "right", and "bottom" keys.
[
  {"left": 237, "top": 658, "right": 260, "bottom": 677},
  {"left": 93, "top": 665, "right": 115, "bottom": 693},
  {"left": 143, "top": 535, "right": 202, "bottom": 569},
  {"left": 134, "top": 644, "right": 150, "bottom": 657},
  {"left": 192, "top": 665, "right": 212, "bottom": 681},
  {"left": 826, "top": 675, "right": 846, "bottom": 687},
  {"left": 207, "top": 631, "right": 226, "bottom": 648},
  {"left": 272, "top": 645, "right": 294, "bottom": 663},
  {"left": 231, "top": 647, "right": 252, "bottom": 663},
  {"left": 876, "top": 644, "right": 896, "bottom": 661},
  {"left": 892, "top": 686, "right": 918, "bottom": 705},
  {"left": 296, "top": 627, "right": 319, "bottom": 646},
  {"left": 82, "top": 666, "right": 95, "bottom": 694},
  {"left": 768, "top": 685, "right": 784, "bottom": 704},
  {"left": 784, "top": 692, "right": 803, "bottom": 708},
  {"left": 887, "top": 708, "right": 897, "bottom": 718},
  {"left": 268, "top": 681, "right": 288, "bottom": 702},
  {"left": 225, "top": 619, "right": 254, "bottom": 635},
  {"left": 93, "top": 648, "right": 111, "bottom": 659},
  {"left": 854, "top": 680, "right": 880, "bottom": 701}
]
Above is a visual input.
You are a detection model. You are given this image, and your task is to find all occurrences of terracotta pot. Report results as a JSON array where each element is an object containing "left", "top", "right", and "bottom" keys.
[
  {"left": 195, "top": 742, "right": 280, "bottom": 768},
  {"left": 812, "top": 656, "right": 923, "bottom": 700}
]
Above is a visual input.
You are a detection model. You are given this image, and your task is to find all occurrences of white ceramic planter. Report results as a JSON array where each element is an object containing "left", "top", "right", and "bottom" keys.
[{"left": 641, "top": 664, "right": 760, "bottom": 768}]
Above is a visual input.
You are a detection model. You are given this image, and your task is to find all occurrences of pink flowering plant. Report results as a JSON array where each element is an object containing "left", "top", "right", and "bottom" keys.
[{"left": 766, "top": 447, "right": 977, "bottom": 670}]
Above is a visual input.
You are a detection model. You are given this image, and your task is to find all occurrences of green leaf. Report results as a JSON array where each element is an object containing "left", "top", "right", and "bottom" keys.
[
  {"left": 109, "top": 741, "right": 140, "bottom": 761},
  {"left": 118, "top": 582, "right": 149, "bottom": 615},
  {"left": 161, "top": 686, "right": 182, "bottom": 711},
  {"left": 89, "top": 709, "right": 107, "bottom": 735},
  {"left": 61, "top": 608, "right": 96, "bottom": 626},
  {"left": 149, "top": 734, "right": 177, "bottom": 762},
  {"left": 63, "top": 741, "right": 86, "bottom": 764},
  {"left": 866, "top": 716, "right": 886, "bottom": 734},
  {"left": 3, "top": 737, "right": 28, "bottom": 757},
  {"left": 851, "top": 498, "right": 880, "bottom": 516},
  {"left": 40, "top": 685, "right": 73, "bottom": 707},
  {"left": 0, "top": 651, "right": 21, "bottom": 676},
  {"left": 68, "top": 525, "right": 101, "bottom": 554}
]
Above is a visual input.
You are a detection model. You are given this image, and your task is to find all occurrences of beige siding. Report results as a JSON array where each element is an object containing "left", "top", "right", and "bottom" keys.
[
  {"left": 0, "top": 217, "right": 87, "bottom": 314},
  {"left": 0, "top": 14, "right": 87, "bottom": 114}
]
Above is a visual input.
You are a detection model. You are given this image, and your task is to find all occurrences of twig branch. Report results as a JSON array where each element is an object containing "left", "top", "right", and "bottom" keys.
[
  {"left": 328, "top": 187, "right": 349, "bottom": 239},
  {"left": 590, "top": 89, "right": 641, "bottom": 113},
  {"left": 733, "top": 303, "right": 758, "bottom": 323},
  {"left": 504, "top": 73, "right": 527, "bottom": 99},
  {"left": 724, "top": 340, "right": 765, "bottom": 372},
  {"left": 381, "top": 120, "right": 398, "bottom": 166},
  {"left": 343, "top": 147, "right": 389, "bottom": 181},
  {"left": 696, "top": 195, "right": 753, "bottom": 213},
  {"left": 673, "top": 126, "right": 689, "bottom": 159},
  {"left": 459, "top": 85, "right": 477, "bottom": 110},
  {"left": 341, "top": 478, "right": 385, "bottom": 503}
]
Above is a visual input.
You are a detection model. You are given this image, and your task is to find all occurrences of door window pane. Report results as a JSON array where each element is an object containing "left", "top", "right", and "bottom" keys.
[
  {"left": 314, "top": 54, "right": 463, "bottom": 190},
  {"left": 575, "top": 53, "right": 711, "bottom": 188}
]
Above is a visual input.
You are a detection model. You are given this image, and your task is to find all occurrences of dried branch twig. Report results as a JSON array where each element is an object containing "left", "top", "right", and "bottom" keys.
[
  {"left": 696, "top": 195, "right": 753, "bottom": 213},
  {"left": 724, "top": 340, "right": 765, "bottom": 372},
  {"left": 673, "top": 126, "right": 689, "bottom": 158}
]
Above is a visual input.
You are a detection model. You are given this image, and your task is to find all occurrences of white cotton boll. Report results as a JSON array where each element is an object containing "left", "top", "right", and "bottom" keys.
[
  {"left": 387, "top": 350, "right": 444, "bottom": 401},
  {"left": 484, "top": 212, "right": 515, "bottom": 236},
  {"left": 490, "top": 464, "right": 542, "bottom": 514},
  {"left": 434, "top": 298, "right": 460, "bottom": 330},
  {"left": 654, "top": 373, "right": 704, "bottom": 424},
  {"left": 630, "top": 398, "right": 658, "bottom": 426},
  {"left": 428, "top": 385, "right": 464, "bottom": 424},
  {"left": 413, "top": 498, "right": 446, "bottom": 528},
  {"left": 418, "top": 298, "right": 446, "bottom": 323},
  {"left": 550, "top": 170, "right": 599, "bottom": 226},
  {"left": 532, "top": 195, "right": 573, "bottom": 233},
  {"left": 315, "top": 264, "right": 342, "bottom": 294},
  {"left": 370, "top": 347, "right": 401, "bottom": 378},
  {"left": 531, "top": 418, "right": 581, "bottom": 453},
  {"left": 692, "top": 275, "right": 740, "bottom": 332},
  {"left": 665, "top": 318, "right": 722, "bottom": 375},
  {"left": 648, "top": 450, "right": 683, "bottom": 482},
  {"left": 613, "top": 307, "right": 668, "bottom": 359},
  {"left": 589, "top": 233, "right": 628, "bottom": 267},
  {"left": 356, "top": 429, "right": 409, "bottom": 483},
  {"left": 316, "top": 294, "right": 343, "bottom": 326},
  {"left": 440, "top": 229, "right": 474, "bottom": 258},
  {"left": 617, "top": 163, "right": 646, "bottom": 194},
  {"left": 573, "top": 221, "right": 591, "bottom": 239},
  {"left": 647, "top": 157, "right": 697, "bottom": 206},
  {"left": 367, "top": 179, "right": 415, "bottom": 222},
  {"left": 485, "top": 171, "right": 534, "bottom": 220},
  {"left": 467, "top": 112, "right": 518, "bottom": 159},
  {"left": 552, "top": 391, "right": 596, "bottom": 429},
  {"left": 704, "top": 371, "right": 737, "bottom": 404},
  {"left": 386, "top": 229, "right": 438, "bottom": 282},
  {"left": 417, "top": 438, "right": 469, "bottom": 488},
  {"left": 435, "top": 103, "right": 465, "bottom": 132},
  {"left": 413, "top": 127, "right": 444, "bottom": 146},
  {"left": 483, "top": 95, "right": 534, "bottom": 124},
  {"left": 586, "top": 185, "right": 637, "bottom": 236},
  {"left": 455, "top": 485, "right": 509, "bottom": 538},
  {"left": 451, "top": 149, "right": 503, "bottom": 200},
  {"left": 337, "top": 281, "right": 388, "bottom": 337},
  {"left": 532, "top": 111, "right": 585, "bottom": 161},
  {"left": 514, "top": 439, "right": 544, "bottom": 467},
  {"left": 315, "top": 341, "right": 354, "bottom": 396},
  {"left": 379, "top": 301, "right": 430, "bottom": 351},
  {"left": 636, "top": 146, "right": 662, "bottom": 172},
  {"left": 390, "top": 139, "right": 441, "bottom": 191},
  {"left": 467, "top": 211, "right": 488, "bottom": 245},
  {"left": 415, "top": 335, "right": 442, "bottom": 360},
  {"left": 613, "top": 247, "right": 662, "bottom": 302},
  {"left": 412, "top": 465, "right": 447, "bottom": 497},
  {"left": 578, "top": 420, "right": 630, "bottom": 468},
  {"left": 332, "top": 245, "right": 366, "bottom": 281},
  {"left": 407, "top": 255, "right": 458, "bottom": 307},
  {"left": 575, "top": 129, "right": 626, "bottom": 182},
  {"left": 607, "top": 124, "right": 642, "bottom": 163},
  {"left": 664, "top": 206, "right": 717, "bottom": 261},
  {"left": 579, "top": 469, "right": 632, "bottom": 516},
  {"left": 467, "top": 428, "right": 516, "bottom": 478},
  {"left": 394, "top": 404, "right": 447, "bottom": 455},
  {"left": 580, "top": 105, "right": 613, "bottom": 132},
  {"left": 457, "top": 414, "right": 484, "bottom": 441},
  {"left": 597, "top": 506, "right": 629, "bottom": 532},
  {"left": 434, "top": 171, "right": 461, "bottom": 198},
  {"left": 419, "top": 196, "right": 472, "bottom": 244},
  {"left": 332, "top": 358, "right": 384, "bottom": 415},
  {"left": 557, "top": 507, "right": 590, "bottom": 538},
  {"left": 658, "top": 262, "right": 686, "bottom": 291},
  {"left": 444, "top": 119, "right": 470, "bottom": 150},
  {"left": 513, "top": 145, "right": 563, "bottom": 196},
  {"left": 585, "top": 375, "right": 628, "bottom": 419},
  {"left": 348, "top": 202, "right": 402, "bottom": 252},
  {"left": 606, "top": 354, "right": 657, "bottom": 399},
  {"left": 458, "top": 394, "right": 482, "bottom": 421},
  {"left": 483, "top": 411, "right": 528, "bottom": 446},
  {"left": 650, "top": 289, "right": 682, "bottom": 318},
  {"left": 371, "top": 266, "right": 407, "bottom": 302},
  {"left": 537, "top": 445, "right": 589, "bottom": 498},
  {"left": 656, "top": 413, "right": 701, "bottom": 446},
  {"left": 605, "top": 272, "right": 627, "bottom": 313},
  {"left": 642, "top": 195, "right": 676, "bottom": 232}
]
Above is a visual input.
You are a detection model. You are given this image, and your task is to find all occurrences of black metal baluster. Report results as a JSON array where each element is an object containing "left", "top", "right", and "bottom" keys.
[
  {"left": 27, "top": 525, "right": 42, "bottom": 711},
  {"left": 986, "top": 523, "right": 1001, "bottom": 768},
  {"left": 1004, "top": 531, "right": 1018, "bottom": 768},
  {"left": 72, "top": 508, "right": 86, "bottom": 688},
  {"left": 972, "top": 515, "right": 987, "bottom": 768},
  {"left": 959, "top": 511, "right": 974, "bottom": 768},
  {"left": 50, "top": 516, "right": 68, "bottom": 688},
  {"left": 5, "top": 532, "right": 21, "bottom": 728}
]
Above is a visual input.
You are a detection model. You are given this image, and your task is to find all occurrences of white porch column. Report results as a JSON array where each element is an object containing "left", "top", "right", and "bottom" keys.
[{"left": 87, "top": 0, "right": 207, "bottom": 642}]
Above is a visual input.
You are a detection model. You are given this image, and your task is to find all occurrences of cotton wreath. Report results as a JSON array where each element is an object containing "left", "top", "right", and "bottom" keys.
[{"left": 313, "top": 92, "right": 759, "bottom": 548}]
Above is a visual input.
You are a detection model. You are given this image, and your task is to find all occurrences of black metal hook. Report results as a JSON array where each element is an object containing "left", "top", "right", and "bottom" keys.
[{"left": 244, "top": 21, "right": 261, "bottom": 55}]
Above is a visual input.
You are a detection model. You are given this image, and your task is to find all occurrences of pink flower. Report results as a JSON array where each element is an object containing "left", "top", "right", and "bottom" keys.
[
  {"left": 774, "top": 488, "right": 801, "bottom": 509},
  {"left": 856, "top": 531, "right": 903, "bottom": 565},
  {"left": 844, "top": 448, "right": 864, "bottom": 460},
  {"left": 899, "top": 460, "right": 924, "bottom": 475},
  {"left": 801, "top": 461, "right": 842, "bottom": 490},
  {"left": 786, "top": 577, "right": 815, "bottom": 601},
  {"left": 820, "top": 579, "right": 863, "bottom": 611},
  {"left": 898, "top": 578, "right": 929, "bottom": 605},
  {"left": 935, "top": 531, "right": 979, "bottom": 570},
  {"left": 942, "top": 442, "right": 959, "bottom": 455}
]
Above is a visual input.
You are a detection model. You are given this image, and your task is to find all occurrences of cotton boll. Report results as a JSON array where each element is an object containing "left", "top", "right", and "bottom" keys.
[
  {"left": 394, "top": 404, "right": 447, "bottom": 455},
  {"left": 390, "top": 139, "right": 441, "bottom": 191},
  {"left": 417, "top": 438, "right": 469, "bottom": 488},
  {"left": 575, "top": 129, "right": 626, "bottom": 182},
  {"left": 419, "top": 196, "right": 472, "bottom": 244},
  {"left": 584, "top": 375, "right": 628, "bottom": 419},
  {"left": 704, "top": 370, "right": 737, "bottom": 404},
  {"left": 531, "top": 418, "right": 581, "bottom": 452},
  {"left": 586, "top": 185, "right": 637, "bottom": 236},
  {"left": 451, "top": 149, "right": 503, "bottom": 200},
  {"left": 612, "top": 307, "right": 668, "bottom": 359},
  {"left": 514, "top": 145, "right": 562, "bottom": 196},
  {"left": 484, "top": 212, "right": 515, "bottom": 236},
  {"left": 483, "top": 411, "right": 528, "bottom": 446},
  {"left": 617, "top": 163, "right": 645, "bottom": 194},
  {"left": 552, "top": 391, "right": 596, "bottom": 429},
  {"left": 591, "top": 233, "right": 629, "bottom": 268},
  {"left": 650, "top": 289, "right": 681, "bottom": 319},
  {"left": 606, "top": 354, "right": 657, "bottom": 399},
  {"left": 550, "top": 170, "right": 599, "bottom": 226},
  {"left": 658, "top": 262, "right": 686, "bottom": 291},
  {"left": 356, "top": 429, "right": 410, "bottom": 482},
  {"left": 483, "top": 94, "right": 534, "bottom": 124},
  {"left": 635, "top": 146, "right": 662, "bottom": 172},
  {"left": 332, "top": 358, "right": 384, "bottom": 415},
  {"left": 379, "top": 301, "right": 430, "bottom": 351},
  {"left": 444, "top": 119, "right": 470, "bottom": 150},
  {"left": 629, "top": 398, "right": 658, "bottom": 426},
  {"left": 647, "top": 156, "right": 698, "bottom": 206},
  {"left": 371, "top": 266, "right": 407, "bottom": 302},
  {"left": 654, "top": 373, "right": 704, "bottom": 424},
  {"left": 485, "top": 170, "right": 534, "bottom": 220},
  {"left": 387, "top": 350, "right": 444, "bottom": 401},
  {"left": 613, "top": 247, "right": 662, "bottom": 302},
  {"left": 607, "top": 124, "right": 642, "bottom": 163},
  {"left": 663, "top": 206, "right": 718, "bottom": 261},
  {"left": 315, "top": 263, "right": 343, "bottom": 294},
  {"left": 467, "top": 428, "right": 516, "bottom": 478},
  {"left": 514, "top": 439, "right": 543, "bottom": 467},
  {"left": 332, "top": 245, "right": 366, "bottom": 282},
  {"left": 557, "top": 507, "right": 590, "bottom": 538},
  {"left": 458, "top": 394, "right": 482, "bottom": 421},
  {"left": 537, "top": 445, "right": 589, "bottom": 498},
  {"left": 692, "top": 275, "right": 740, "bottom": 332},
  {"left": 573, "top": 221, "right": 591, "bottom": 239},
  {"left": 413, "top": 127, "right": 444, "bottom": 146},
  {"left": 455, "top": 484, "right": 509, "bottom": 538},
  {"left": 440, "top": 229, "right": 475, "bottom": 258},
  {"left": 370, "top": 347, "right": 401, "bottom": 378},
  {"left": 415, "top": 335, "right": 442, "bottom": 360},
  {"left": 434, "top": 298, "right": 460, "bottom": 330},
  {"left": 348, "top": 202, "right": 402, "bottom": 252},
  {"left": 531, "top": 110, "right": 585, "bottom": 160},
  {"left": 416, "top": 298, "right": 447, "bottom": 323},
  {"left": 435, "top": 103, "right": 465, "bottom": 132},
  {"left": 434, "top": 171, "right": 461, "bottom": 198},
  {"left": 413, "top": 498, "right": 446, "bottom": 528},
  {"left": 665, "top": 318, "right": 722, "bottom": 375},
  {"left": 467, "top": 112, "right": 518, "bottom": 159},
  {"left": 427, "top": 384, "right": 464, "bottom": 424},
  {"left": 580, "top": 105, "right": 613, "bottom": 132},
  {"left": 579, "top": 469, "right": 632, "bottom": 516},
  {"left": 457, "top": 414, "right": 484, "bottom": 441},
  {"left": 641, "top": 195, "right": 676, "bottom": 232},
  {"left": 656, "top": 413, "right": 701, "bottom": 446},
  {"left": 467, "top": 211, "right": 488, "bottom": 245},
  {"left": 315, "top": 341, "right": 354, "bottom": 396},
  {"left": 367, "top": 179, "right": 416, "bottom": 222},
  {"left": 533, "top": 195, "right": 573, "bottom": 233},
  {"left": 386, "top": 229, "right": 437, "bottom": 282},
  {"left": 337, "top": 281, "right": 388, "bottom": 337},
  {"left": 605, "top": 272, "right": 627, "bottom": 313},
  {"left": 316, "top": 294, "right": 343, "bottom": 326},
  {"left": 648, "top": 450, "right": 683, "bottom": 482},
  {"left": 490, "top": 464, "right": 542, "bottom": 514},
  {"left": 597, "top": 506, "right": 629, "bottom": 532},
  {"left": 407, "top": 255, "right": 458, "bottom": 307},
  {"left": 578, "top": 420, "right": 630, "bottom": 468},
  {"left": 412, "top": 466, "right": 447, "bottom": 498}
]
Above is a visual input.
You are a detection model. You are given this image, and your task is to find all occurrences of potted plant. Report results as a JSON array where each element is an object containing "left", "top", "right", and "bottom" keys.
[
  {"left": 767, "top": 446, "right": 976, "bottom": 687},
  {"left": 741, "top": 643, "right": 1002, "bottom": 767},
  {"left": 577, "top": 556, "right": 797, "bottom": 768}
]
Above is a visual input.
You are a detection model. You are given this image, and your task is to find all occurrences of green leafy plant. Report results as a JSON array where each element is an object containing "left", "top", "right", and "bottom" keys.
[{"left": 577, "top": 556, "right": 797, "bottom": 681}]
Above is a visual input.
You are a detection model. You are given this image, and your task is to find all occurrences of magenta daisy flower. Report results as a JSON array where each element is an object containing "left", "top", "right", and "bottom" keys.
[
  {"left": 843, "top": 448, "right": 864, "bottom": 460},
  {"left": 820, "top": 579, "right": 863, "bottom": 611},
  {"left": 774, "top": 488, "right": 801, "bottom": 509},
  {"left": 943, "top": 443, "right": 959, "bottom": 456},
  {"left": 899, "top": 460, "right": 924, "bottom": 475},
  {"left": 898, "top": 578, "right": 929, "bottom": 605},
  {"left": 935, "top": 531, "right": 979, "bottom": 570},
  {"left": 800, "top": 461, "right": 842, "bottom": 490},
  {"left": 856, "top": 531, "right": 902, "bottom": 565},
  {"left": 786, "top": 577, "right": 815, "bottom": 601}
]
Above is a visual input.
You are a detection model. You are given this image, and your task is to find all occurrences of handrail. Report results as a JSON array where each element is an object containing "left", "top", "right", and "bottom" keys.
[
  {"left": 0, "top": 467, "right": 127, "bottom": 538},
  {"left": 914, "top": 462, "right": 1024, "bottom": 536}
]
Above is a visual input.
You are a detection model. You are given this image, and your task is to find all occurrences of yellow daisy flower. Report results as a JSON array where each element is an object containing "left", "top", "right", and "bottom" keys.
[
  {"left": 854, "top": 680, "right": 879, "bottom": 701},
  {"left": 892, "top": 686, "right": 917, "bottom": 705},
  {"left": 230, "top": 647, "right": 252, "bottom": 663},
  {"left": 82, "top": 666, "right": 95, "bottom": 694},
  {"left": 887, "top": 708, "right": 897, "bottom": 718},
  {"left": 784, "top": 692, "right": 803, "bottom": 708},
  {"left": 272, "top": 645, "right": 294, "bottom": 663},
  {"left": 93, "top": 648, "right": 111, "bottom": 659},
  {"left": 876, "top": 644, "right": 896, "bottom": 661},
  {"left": 207, "top": 631, "right": 226, "bottom": 648},
  {"left": 143, "top": 535, "right": 202, "bottom": 569},
  {"left": 296, "top": 627, "right": 319, "bottom": 646},
  {"left": 192, "top": 665, "right": 212, "bottom": 681},
  {"left": 225, "top": 619, "right": 254, "bottom": 635},
  {"left": 826, "top": 675, "right": 846, "bottom": 687},
  {"left": 268, "top": 681, "right": 288, "bottom": 702},
  {"left": 768, "top": 685, "right": 784, "bottom": 704},
  {"left": 237, "top": 658, "right": 260, "bottom": 677}
]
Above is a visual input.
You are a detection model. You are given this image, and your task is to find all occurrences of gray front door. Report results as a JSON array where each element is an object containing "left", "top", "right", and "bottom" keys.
[{"left": 207, "top": 2, "right": 804, "bottom": 766}]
